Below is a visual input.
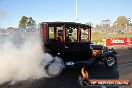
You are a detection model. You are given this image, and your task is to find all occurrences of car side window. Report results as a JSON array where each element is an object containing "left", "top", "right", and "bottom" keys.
[
  {"left": 49, "top": 27, "right": 54, "bottom": 39},
  {"left": 48, "top": 26, "right": 63, "bottom": 43},
  {"left": 66, "top": 27, "right": 77, "bottom": 42},
  {"left": 81, "top": 29, "right": 89, "bottom": 42}
]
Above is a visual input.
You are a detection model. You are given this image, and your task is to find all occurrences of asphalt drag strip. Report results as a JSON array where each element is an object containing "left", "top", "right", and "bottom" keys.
[{"left": 0, "top": 48, "right": 132, "bottom": 88}]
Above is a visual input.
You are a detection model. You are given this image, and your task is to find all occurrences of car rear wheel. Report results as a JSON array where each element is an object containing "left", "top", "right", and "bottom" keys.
[
  {"left": 46, "top": 63, "right": 63, "bottom": 77},
  {"left": 45, "top": 57, "right": 64, "bottom": 77}
]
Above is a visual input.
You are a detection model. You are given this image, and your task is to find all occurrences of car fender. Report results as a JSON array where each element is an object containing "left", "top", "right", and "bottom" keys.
[{"left": 101, "top": 51, "right": 117, "bottom": 61}]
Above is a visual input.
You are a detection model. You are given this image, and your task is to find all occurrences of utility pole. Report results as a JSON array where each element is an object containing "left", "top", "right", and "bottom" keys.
[
  {"left": 75, "top": 0, "right": 78, "bottom": 22},
  {"left": 128, "top": 18, "right": 131, "bottom": 30}
]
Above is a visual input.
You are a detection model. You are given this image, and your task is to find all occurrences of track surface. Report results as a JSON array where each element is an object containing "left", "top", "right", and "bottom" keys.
[{"left": 0, "top": 47, "right": 132, "bottom": 88}]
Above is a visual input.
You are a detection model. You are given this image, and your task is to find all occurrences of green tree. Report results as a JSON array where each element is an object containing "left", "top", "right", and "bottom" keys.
[
  {"left": 19, "top": 16, "right": 36, "bottom": 29},
  {"left": 129, "top": 23, "right": 132, "bottom": 27},
  {"left": 117, "top": 16, "right": 128, "bottom": 27},
  {"left": 101, "top": 19, "right": 111, "bottom": 32},
  {"left": 27, "top": 17, "right": 36, "bottom": 28},
  {"left": 19, "top": 16, "right": 28, "bottom": 28}
]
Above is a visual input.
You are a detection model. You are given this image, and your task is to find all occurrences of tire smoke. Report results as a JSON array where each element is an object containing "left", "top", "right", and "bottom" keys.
[{"left": 0, "top": 29, "right": 54, "bottom": 84}]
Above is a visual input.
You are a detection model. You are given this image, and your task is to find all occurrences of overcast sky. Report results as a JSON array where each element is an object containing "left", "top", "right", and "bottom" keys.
[{"left": 0, "top": 0, "right": 131, "bottom": 28}]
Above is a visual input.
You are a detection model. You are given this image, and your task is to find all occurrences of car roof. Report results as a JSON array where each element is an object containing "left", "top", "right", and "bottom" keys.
[{"left": 41, "top": 22, "right": 92, "bottom": 28}]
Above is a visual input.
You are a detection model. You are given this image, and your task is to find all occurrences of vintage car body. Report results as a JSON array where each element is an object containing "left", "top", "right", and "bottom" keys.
[{"left": 39, "top": 22, "right": 117, "bottom": 77}]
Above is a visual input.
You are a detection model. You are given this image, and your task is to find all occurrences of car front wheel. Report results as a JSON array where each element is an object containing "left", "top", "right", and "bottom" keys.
[{"left": 104, "top": 54, "right": 117, "bottom": 68}]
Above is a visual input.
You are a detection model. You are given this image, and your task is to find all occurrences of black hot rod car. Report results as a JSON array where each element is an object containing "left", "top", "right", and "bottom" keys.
[{"left": 39, "top": 22, "right": 117, "bottom": 77}]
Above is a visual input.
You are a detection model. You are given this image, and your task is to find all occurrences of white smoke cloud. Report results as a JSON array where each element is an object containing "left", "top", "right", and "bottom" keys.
[{"left": 0, "top": 29, "right": 54, "bottom": 84}]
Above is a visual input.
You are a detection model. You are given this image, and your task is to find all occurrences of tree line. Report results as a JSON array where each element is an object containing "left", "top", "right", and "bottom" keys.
[
  {"left": 93, "top": 16, "right": 132, "bottom": 34},
  {"left": 18, "top": 16, "right": 132, "bottom": 34}
]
